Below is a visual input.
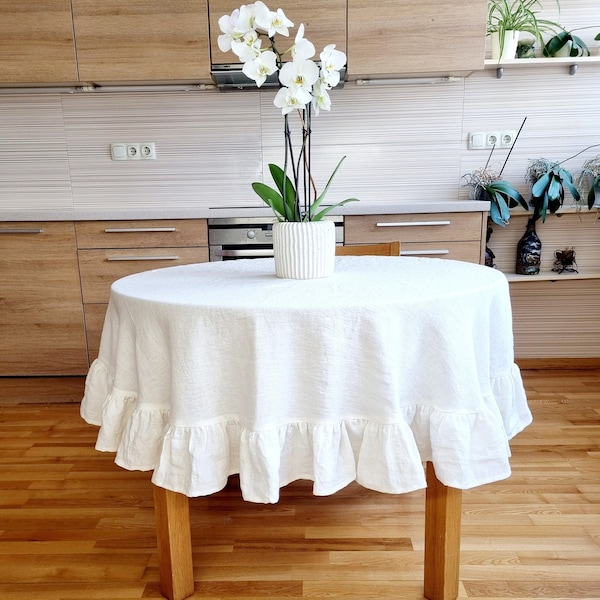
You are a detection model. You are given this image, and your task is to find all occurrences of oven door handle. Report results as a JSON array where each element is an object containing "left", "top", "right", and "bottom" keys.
[{"left": 213, "top": 248, "right": 275, "bottom": 258}]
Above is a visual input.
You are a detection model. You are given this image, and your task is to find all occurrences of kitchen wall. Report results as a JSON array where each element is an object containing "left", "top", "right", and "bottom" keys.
[{"left": 1, "top": 3, "right": 599, "bottom": 215}]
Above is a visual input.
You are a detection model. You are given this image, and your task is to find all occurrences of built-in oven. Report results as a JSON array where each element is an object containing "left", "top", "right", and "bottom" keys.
[{"left": 208, "top": 215, "right": 344, "bottom": 261}]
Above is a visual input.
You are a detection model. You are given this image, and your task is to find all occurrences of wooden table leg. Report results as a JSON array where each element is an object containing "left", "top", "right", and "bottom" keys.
[
  {"left": 423, "top": 461, "right": 462, "bottom": 600},
  {"left": 153, "top": 484, "right": 195, "bottom": 600}
]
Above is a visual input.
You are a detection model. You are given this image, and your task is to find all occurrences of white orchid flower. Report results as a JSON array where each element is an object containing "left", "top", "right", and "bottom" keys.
[
  {"left": 291, "top": 24, "right": 315, "bottom": 61},
  {"left": 254, "top": 2, "right": 293, "bottom": 37},
  {"left": 320, "top": 44, "right": 347, "bottom": 75},
  {"left": 273, "top": 85, "right": 313, "bottom": 115},
  {"left": 242, "top": 50, "right": 278, "bottom": 87},
  {"left": 278, "top": 59, "right": 319, "bottom": 92},
  {"left": 231, "top": 30, "right": 262, "bottom": 63},
  {"left": 218, "top": 5, "right": 258, "bottom": 52},
  {"left": 217, "top": 9, "right": 240, "bottom": 52},
  {"left": 312, "top": 79, "right": 332, "bottom": 116}
]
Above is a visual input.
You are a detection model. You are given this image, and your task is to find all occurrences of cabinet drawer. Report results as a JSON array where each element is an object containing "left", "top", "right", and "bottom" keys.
[
  {"left": 345, "top": 213, "right": 484, "bottom": 244},
  {"left": 400, "top": 241, "right": 482, "bottom": 263},
  {"left": 78, "top": 247, "right": 209, "bottom": 303},
  {"left": 75, "top": 219, "right": 207, "bottom": 249}
]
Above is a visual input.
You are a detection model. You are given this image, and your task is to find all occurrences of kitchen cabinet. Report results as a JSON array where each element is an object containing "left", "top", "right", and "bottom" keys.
[
  {"left": 488, "top": 210, "right": 600, "bottom": 363},
  {"left": 208, "top": 0, "right": 347, "bottom": 65},
  {"left": 0, "top": 222, "right": 88, "bottom": 376},
  {"left": 347, "top": 0, "right": 487, "bottom": 77},
  {"left": 0, "top": 0, "right": 77, "bottom": 84},
  {"left": 76, "top": 219, "right": 209, "bottom": 362},
  {"left": 344, "top": 212, "right": 486, "bottom": 264},
  {"left": 72, "top": 0, "right": 211, "bottom": 82}
]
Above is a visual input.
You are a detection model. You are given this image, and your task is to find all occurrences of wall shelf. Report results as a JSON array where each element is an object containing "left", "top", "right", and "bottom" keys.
[
  {"left": 484, "top": 55, "right": 600, "bottom": 78},
  {"left": 505, "top": 269, "right": 600, "bottom": 282}
]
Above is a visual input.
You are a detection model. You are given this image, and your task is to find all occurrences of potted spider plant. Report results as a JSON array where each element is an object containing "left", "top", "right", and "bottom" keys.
[{"left": 487, "top": 0, "right": 561, "bottom": 61}]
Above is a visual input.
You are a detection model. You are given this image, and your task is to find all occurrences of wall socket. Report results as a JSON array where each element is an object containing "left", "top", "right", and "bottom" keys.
[
  {"left": 468, "top": 131, "right": 517, "bottom": 150},
  {"left": 111, "top": 142, "right": 156, "bottom": 160}
]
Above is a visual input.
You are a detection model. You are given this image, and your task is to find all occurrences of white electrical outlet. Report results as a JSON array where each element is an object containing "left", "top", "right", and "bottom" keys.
[
  {"left": 126, "top": 144, "right": 141, "bottom": 160},
  {"left": 500, "top": 130, "right": 517, "bottom": 147},
  {"left": 486, "top": 132, "right": 501, "bottom": 148},
  {"left": 140, "top": 142, "right": 156, "bottom": 159}
]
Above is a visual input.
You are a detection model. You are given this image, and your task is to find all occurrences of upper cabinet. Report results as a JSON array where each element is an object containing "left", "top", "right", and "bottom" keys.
[
  {"left": 72, "top": 0, "right": 211, "bottom": 82},
  {"left": 347, "top": 0, "right": 487, "bottom": 77},
  {"left": 1, "top": 0, "right": 487, "bottom": 85},
  {"left": 0, "top": 0, "right": 77, "bottom": 84},
  {"left": 208, "top": 0, "right": 347, "bottom": 65}
]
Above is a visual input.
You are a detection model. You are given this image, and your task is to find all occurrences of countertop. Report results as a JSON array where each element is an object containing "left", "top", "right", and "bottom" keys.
[{"left": 0, "top": 201, "right": 489, "bottom": 222}]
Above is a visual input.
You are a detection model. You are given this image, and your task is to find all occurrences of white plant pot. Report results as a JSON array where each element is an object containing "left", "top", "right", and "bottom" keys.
[
  {"left": 491, "top": 30, "right": 520, "bottom": 61},
  {"left": 272, "top": 220, "right": 336, "bottom": 280}
]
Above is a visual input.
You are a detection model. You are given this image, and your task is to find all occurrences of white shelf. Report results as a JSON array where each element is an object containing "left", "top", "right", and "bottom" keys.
[
  {"left": 484, "top": 55, "right": 600, "bottom": 77},
  {"left": 505, "top": 269, "right": 600, "bottom": 282}
]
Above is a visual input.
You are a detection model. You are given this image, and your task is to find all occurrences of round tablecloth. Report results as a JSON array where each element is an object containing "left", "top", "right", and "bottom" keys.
[{"left": 81, "top": 256, "right": 531, "bottom": 503}]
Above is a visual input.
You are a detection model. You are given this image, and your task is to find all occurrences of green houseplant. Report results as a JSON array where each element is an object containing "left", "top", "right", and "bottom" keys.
[
  {"left": 487, "top": 0, "right": 561, "bottom": 60},
  {"left": 217, "top": 1, "right": 357, "bottom": 223},
  {"left": 543, "top": 26, "right": 599, "bottom": 57},
  {"left": 463, "top": 167, "right": 528, "bottom": 227},
  {"left": 576, "top": 155, "right": 600, "bottom": 209},
  {"left": 525, "top": 158, "right": 580, "bottom": 221}
]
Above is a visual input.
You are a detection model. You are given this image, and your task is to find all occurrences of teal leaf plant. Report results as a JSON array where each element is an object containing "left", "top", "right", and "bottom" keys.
[
  {"left": 218, "top": 2, "right": 358, "bottom": 222},
  {"left": 463, "top": 118, "right": 528, "bottom": 227}
]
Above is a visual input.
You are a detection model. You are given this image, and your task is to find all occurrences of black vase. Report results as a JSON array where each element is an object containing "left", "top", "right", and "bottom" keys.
[{"left": 516, "top": 218, "right": 541, "bottom": 275}]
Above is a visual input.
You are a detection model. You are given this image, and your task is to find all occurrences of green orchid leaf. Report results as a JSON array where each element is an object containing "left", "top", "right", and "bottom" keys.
[
  {"left": 489, "top": 190, "right": 511, "bottom": 226},
  {"left": 543, "top": 31, "right": 568, "bottom": 56},
  {"left": 251, "top": 182, "right": 286, "bottom": 219},
  {"left": 311, "top": 197, "right": 360, "bottom": 222},
  {"left": 489, "top": 180, "right": 528, "bottom": 210},
  {"left": 547, "top": 174, "right": 561, "bottom": 202},
  {"left": 531, "top": 172, "right": 551, "bottom": 198},
  {"left": 268, "top": 163, "right": 298, "bottom": 221},
  {"left": 310, "top": 156, "right": 347, "bottom": 214},
  {"left": 588, "top": 187, "right": 597, "bottom": 210},
  {"left": 570, "top": 35, "right": 590, "bottom": 56},
  {"left": 588, "top": 175, "right": 600, "bottom": 209},
  {"left": 559, "top": 170, "right": 580, "bottom": 201},
  {"left": 488, "top": 200, "right": 503, "bottom": 227}
]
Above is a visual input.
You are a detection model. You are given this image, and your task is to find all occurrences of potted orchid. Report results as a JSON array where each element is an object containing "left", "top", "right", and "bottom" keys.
[
  {"left": 217, "top": 1, "right": 357, "bottom": 224},
  {"left": 218, "top": 2, "right": 357, "bottom": 279}
]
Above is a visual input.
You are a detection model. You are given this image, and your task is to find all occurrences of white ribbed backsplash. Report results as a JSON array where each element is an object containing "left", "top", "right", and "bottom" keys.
[{"left": 1, "top": 0, "right": 599, "bottom": 214}]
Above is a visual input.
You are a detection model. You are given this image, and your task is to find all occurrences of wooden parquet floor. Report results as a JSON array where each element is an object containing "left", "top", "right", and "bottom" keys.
[{"left": 0, "top": 369, "right": 599, "bottom": 600}]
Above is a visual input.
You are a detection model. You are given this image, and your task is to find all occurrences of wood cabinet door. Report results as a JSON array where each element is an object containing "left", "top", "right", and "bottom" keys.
[
  {"left": 208, "top": 0, "right": 347, "bottom": 65},
  {"left": 0, "top": 0, "right": 77, "bottom": 83},
  {"left": 73, "top": 0, "right": 211, "bottom": 82},
  {"left": 347, "top": 0, "right": 487, "bottom": 77},
  {"left": 0, "top": 223, "right": 88, "bottom": 376}
]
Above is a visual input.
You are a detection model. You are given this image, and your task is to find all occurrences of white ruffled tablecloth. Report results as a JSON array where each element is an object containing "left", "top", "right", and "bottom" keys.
[{"left": 81, "top": 256, "right": 532, "bottom": 504}]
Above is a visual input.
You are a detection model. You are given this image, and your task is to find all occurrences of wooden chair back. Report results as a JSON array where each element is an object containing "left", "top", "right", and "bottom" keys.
[{"left": 335, "top": 241, "right": 401, "bottom": 256}]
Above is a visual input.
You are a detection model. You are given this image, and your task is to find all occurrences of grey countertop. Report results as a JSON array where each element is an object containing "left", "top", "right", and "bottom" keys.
[{"left": 0, "top": 201, "right": 489, "bottom": 221}]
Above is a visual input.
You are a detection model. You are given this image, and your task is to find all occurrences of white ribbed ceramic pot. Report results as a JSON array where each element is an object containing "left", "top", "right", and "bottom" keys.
[
  {"left": 491, "top": 30, "right": 520, "bottom": 61},
  {"left": 272, "top": 220, "right": 336, "bottom": 279}
]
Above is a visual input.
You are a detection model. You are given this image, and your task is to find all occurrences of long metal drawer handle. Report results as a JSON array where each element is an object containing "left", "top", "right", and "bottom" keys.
[
  {"left": 106, "top": 255, "right": 180, "bottom": 261},
  {"left": 0, "top": 228, "right": 44, "bottom": 234},
  {"left": 214, "top": 248, "right": 274, "bottom": 257},
  {"left": 104, "top": 227, "right": 177, "bottom": 233},
  {"left": 401, "top": 249, "right": 450, "bottom": 255},
  {"left": 376, "top": 221, "right": 451, "bottom": 227}
]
